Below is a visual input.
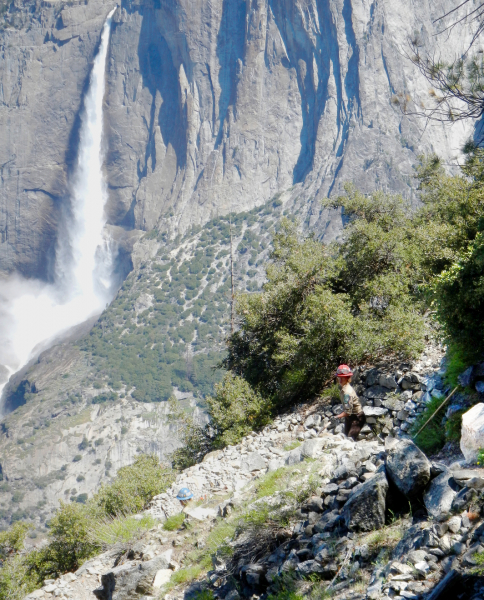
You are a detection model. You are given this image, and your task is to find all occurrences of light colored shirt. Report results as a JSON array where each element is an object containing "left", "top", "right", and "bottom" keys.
[{"left": 340, "top": 383, "right": 362, "bottom": 415}]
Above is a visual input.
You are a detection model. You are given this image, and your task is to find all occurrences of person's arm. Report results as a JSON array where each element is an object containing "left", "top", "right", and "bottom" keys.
[{"left": 337, "top": 391, "right": 352, "bottom": 418}]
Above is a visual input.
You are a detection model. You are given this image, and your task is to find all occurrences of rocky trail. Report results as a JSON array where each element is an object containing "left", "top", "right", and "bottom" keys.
[{"left": 23, "top": 345, "right": 484, "bottom": 600}]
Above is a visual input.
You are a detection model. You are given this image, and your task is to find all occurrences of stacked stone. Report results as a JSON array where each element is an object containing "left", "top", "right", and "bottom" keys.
[{"left": 323, "top": 354, "right": 452, "bottom": 440}]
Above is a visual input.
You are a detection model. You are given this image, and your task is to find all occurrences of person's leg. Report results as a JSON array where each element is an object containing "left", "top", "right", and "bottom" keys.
[
  {"left": 347, "top": 412, "right": 366, "bottom": 440},
  {"left": 348, "top": 415, "right": 362, "bottom": 441},
  {"left": 344, "top": 416, "right": 352, "bottom": 437}
]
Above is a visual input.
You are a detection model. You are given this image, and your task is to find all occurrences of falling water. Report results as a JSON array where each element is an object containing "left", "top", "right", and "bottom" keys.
[{"left": 0, "top": 7, "right": 117, "bottom": 411}]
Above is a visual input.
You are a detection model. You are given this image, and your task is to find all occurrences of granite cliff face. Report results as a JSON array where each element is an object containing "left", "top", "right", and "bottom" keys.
[{"left": 0, "top": 0, "right": 473, "bottom": 279}]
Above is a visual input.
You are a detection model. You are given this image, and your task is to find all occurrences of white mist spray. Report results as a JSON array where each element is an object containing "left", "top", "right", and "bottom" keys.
[{"left": 0, "top": 7, "right": 117, "bottom": 410}]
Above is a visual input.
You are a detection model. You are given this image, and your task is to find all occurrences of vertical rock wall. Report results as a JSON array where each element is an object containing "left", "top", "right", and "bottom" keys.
[{"left": 0, "top": 0, "right": 476, "bottom": 277}]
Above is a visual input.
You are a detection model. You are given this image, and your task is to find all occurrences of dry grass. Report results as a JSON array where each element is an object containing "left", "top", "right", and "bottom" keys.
[{"left": 359, "top": 519, "right": 406, "bottom": 562}]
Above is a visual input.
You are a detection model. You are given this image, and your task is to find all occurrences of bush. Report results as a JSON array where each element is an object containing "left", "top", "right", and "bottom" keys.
[
  {"left": 27, "top": 502, "right": 98, "bottom": 579},
  {"left": 93, "top": 455, "right": 175, "bottom": 516},
  {"left": 73, "top": 455, "right": 82, "bottom": 462},
  {"left": 206, "top": 374, "right": 272, "bottom": 447},
  {"left": 417, "top": 152, "right": 484, "bottom": 359},
  {"left": 163, "top": 513, "right": 185, "bottom": 531},
  {"left": 431, "top": 233, "right": 484, "bottom": 361},
  {"left": 0, "top": 554, "right": 39, "bottom": 600},
  {"left": 91, "top": 392, "right": 118, "bottom": 405},
  {"left": 225, "top": 207, "right": 426, "bottom": 406},
  {"left": 87, "top": 514, "right": 156, "bottom": 548},
  {"left": 411, "top": 396, "right": 447, "bottom": 454},
  {"left": 78, "top": 437, "right": 89, "bottom": 451},
  {"left": 0, "top": 455, "right": 174, "bottom": 585},
  {"left": 0, "top": 522, "right": 33, "bottom": 556}
]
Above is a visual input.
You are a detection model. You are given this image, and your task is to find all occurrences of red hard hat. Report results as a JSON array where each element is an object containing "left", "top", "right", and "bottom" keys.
[{"left": 336, "top": 364, "right": 353, "bottom": 377}]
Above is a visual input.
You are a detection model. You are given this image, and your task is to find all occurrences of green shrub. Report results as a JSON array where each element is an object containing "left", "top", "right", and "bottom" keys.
[
  {"left": 2, "top": 455, "right": 175, "bottom": 584},
  {"left": 92, "top": 392, "right": 118, "bottom": 405},
  {"left": 225, "top": 207, "right": 426, "bottom": 406},
  {"left": 93, "top": 455, "right": 175, "bottom": 516},
  {"left": 417, "top": 152, "right": 484, "bottom": 357},
  {"left": 73, "top": 455, "right": 82, "bottom": 462},
  {"left": 163, "top": 513, "right": 185, "bottom": 531},
  {"left": 411, "top": 396, "right": 447, "bottom": 454},
  {"left": 431, "top": 233, "right": 484, "bottom": 360},
  {"left": 78, "top": 437, "right": 89, "bottom": 451},
  {"left": 27, "top": 502, "right": 99, "bottom": 579},
  {"left": 87, "top": 514, "right": 156, "bottom": 548},
  {"left": 168, "top": 564, "right": 203, "bottom": 587},
  {"left": 445, "top": 409, "right": 466, "bottom": 442},
  {"left": 444, "top": 343, "right": 471, "bottom": 387},
  {"left": 206, "top": 374, "right": 272, "bottom": 447},
  {"left": 0, "top": 554, "right": 40, "bottom": 600},
  {"left": 0, "top": 522, "right": 33, "bottom": 556}
]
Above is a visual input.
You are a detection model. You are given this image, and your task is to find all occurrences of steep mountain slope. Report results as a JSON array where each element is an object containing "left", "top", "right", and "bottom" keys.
[
  {"left": 0, "top": 191, "right": 303, "bottom": 529},
  {"left": 0, "top": 0, "right": 474, "bottom": 277}
]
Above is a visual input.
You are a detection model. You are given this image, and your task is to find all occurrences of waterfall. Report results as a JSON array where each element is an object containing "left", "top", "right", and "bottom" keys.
[{"left": 0, "top": 7, "right": 117, "bottom": 411}]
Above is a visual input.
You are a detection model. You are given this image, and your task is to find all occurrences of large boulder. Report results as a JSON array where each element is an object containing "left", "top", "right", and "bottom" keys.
[
  {"left": 452, "top": 469, "right": 484, "bottom": 490},
  {"left": 341, "top": 468, "right": 388, "bottom": 531},
  {"left": 385, "top": 437, "right": 431, "bottom": 498},
  {"left": 99, "top": 555, "right": 171, "bottom": 599},
  {"left": 300, "top": 438, "right": 324, "bottom": 458},
  {"left": 460, "top": 403, "right": 484, "bottom": 462},
  {"left": 241, "top": 452, "right": 267, "bottom": 472},
  {"left": 424, "top": 470, "right": 460, "bottom": 522}
]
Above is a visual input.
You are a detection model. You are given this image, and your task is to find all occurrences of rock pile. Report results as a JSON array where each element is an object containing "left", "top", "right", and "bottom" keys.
[
  {"left": 323, "top": 355, "right": 452, "bottom": 440},
  {"left": 26, "top": 415, "right": 484, "bottom": 600},
  {"left": 23, "top": 348, "right": 484, "bottom": 600}
]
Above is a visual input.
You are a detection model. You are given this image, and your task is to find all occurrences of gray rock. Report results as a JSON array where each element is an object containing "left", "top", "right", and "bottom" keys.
[
  {"left": 267, "top": 458, "right": 285, "bottom": 472},
  {"left": 385, "top": 438, "right": 431, "bottom": 498},
  {"left": 296, "top": 560, "right": 325, "bottom": 576},
  {"left": 304, "top": 414, "right": 321, "bottom": 429},
  {"left": 392, "top": 524, "right": 429, "bottom": 561},
  {"left": 462, "top": 544, "right": 484, "bottom": 566},
  {"left": 363, "top": 406, "right": 389, "bottom": 417},
  {"left": 379, "top": 374, "right": 398, "bottom": 389},
  {"left": 476, "top": 381, "right": 484, "bottom": 394},
  {"left": 424, "top": 470, "right": 460, "bottom": 522},
  {"left": 241, "top": 452, "right": 267, "bottom": 472},
  {"left": 305, "top": 496, "right": 325, "bottom": 513},
  {"left": 284, "top": 448, "right": 303, "bottom": 466},
  {"left": 363, "top": 385, "right": 390, "bottom": 399},
  {"left": 382, "top": 397, "right": 405, "bottom": 411},
  {"left": 408, "top": 550, "right": 429, "bottom": 564},
  {"left": 458, "top": 366, "right": 475, "bottom": 388},
  {"left": 321, "top": 483, "right": 339, "bottom": 495},
  {"left": 300, "top": 438, "right": 324, "bottom": 458},
  {"left": 451, "top": 469, "right": 484, "bottom": 489},
  {"left": 414, "top": 561, "right": 430, "bottom": 577},
  {"left": 313, "top": 510, "right": 342, "bottom": 533},
  {"left": 365, "top": 369, "right": 381, "bottom": 387},
  {"left": 401, "top": 373, "right": 421, "bottom": 391},
  {"left": 100, "top": 555, "right": 170, "bottom": 599},
  {"left": 245, "top": 572, "right": 260, "bottom": 586},
  {"left": 366, "top": 580, "right": 382, "bottom": 599},
  {"left": 451, "top": 486, "right": 478, "bottom": 512},
  {"left": 341, "top": 468, "right": 388, "bottom": 531},
  {"left": 451, "top": 542, "right": 466, "bottom": 555}
]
